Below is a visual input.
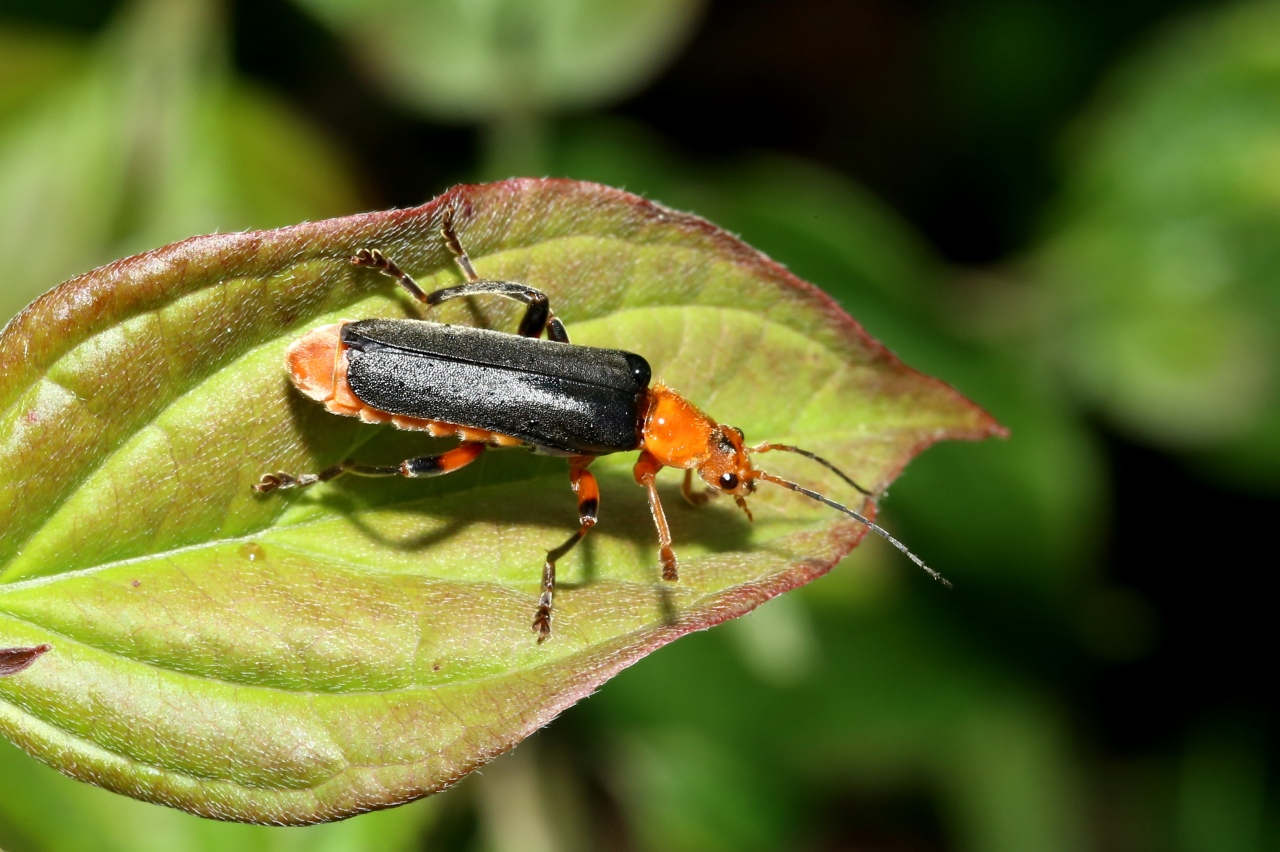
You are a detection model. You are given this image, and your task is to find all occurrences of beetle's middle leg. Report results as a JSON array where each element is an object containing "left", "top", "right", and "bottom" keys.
[
  {"left": 534, "top": 457, "right": 599, "bottom": 641},
  {"left": 435, "top": 214, "right": 569, "bottom": 340},
  {"left": 440, "top": 211, "right": 480, "bottom": 281},
  {"left": 254, "top": 442, "right": 486, "bottom": 493}
]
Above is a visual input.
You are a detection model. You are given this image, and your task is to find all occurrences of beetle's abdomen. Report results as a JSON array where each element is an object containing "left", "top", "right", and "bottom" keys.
[
  {"left": 341, "top": 319, "right": 651, "bottom": 455},
  {"left": 285, "top": 322, "right": 492, "bottom": 439}
]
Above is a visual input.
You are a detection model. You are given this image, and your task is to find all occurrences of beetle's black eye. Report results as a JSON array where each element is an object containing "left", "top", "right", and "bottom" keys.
[{"left": 719, "top": 472, "right": 739, "bottom": 490}]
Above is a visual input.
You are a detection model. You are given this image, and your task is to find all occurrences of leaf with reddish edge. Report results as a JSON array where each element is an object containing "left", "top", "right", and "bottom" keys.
[{"left": 0, "top": 179, "right": 1004, "bottom": 824}]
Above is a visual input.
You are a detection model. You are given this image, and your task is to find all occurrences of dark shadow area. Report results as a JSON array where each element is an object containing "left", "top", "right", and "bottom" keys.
[
  {"left": 260, "top": 394, "right": 761, "bottom": 583},
  {"left": 809, "top": 786, "right": 948, "bottom": 852},
  {"left": 1092, "top": 429, "right": 1280, "bottom": 752}
]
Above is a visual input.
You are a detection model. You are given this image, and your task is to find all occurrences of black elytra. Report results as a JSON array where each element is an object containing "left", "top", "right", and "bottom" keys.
[{"left": 341, "top": 318, "right": 652, "bottom": 456}]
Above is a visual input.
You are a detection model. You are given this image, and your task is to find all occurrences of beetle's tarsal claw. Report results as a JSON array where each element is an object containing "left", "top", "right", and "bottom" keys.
[
  {"left": 350, "top": 247, "right": 383, "bottom": 267},
  {"left": 533, "top": 553, "right": 558, "bottom": 642},
  {"left": 253, "top": 472, "right": 289, "bottom": 493},
  {"left": 660, "top": 546, "right": 679, "bottom": 581},
  {"left": 253, "top": 471, "right": 319, "bottom": 493},
  {"left": 679, "top": 469, "right": 714, "bottom": 507},
  {"left": 684, "top": 490, "right": 712, "bottom": 507},
  {"left": 532, "top": 607, "right": 552, "bottom": 641}
]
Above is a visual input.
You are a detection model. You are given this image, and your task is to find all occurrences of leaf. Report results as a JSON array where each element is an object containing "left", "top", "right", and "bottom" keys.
[
  {"left": 0, "top": 730, "right": 437, "bottom": 852},
  {"left": 0, "top": 178, "right": 1001, "bottom": 823},
  {"left": 290, "top": 0, "right": 707, "bottom": 120}
]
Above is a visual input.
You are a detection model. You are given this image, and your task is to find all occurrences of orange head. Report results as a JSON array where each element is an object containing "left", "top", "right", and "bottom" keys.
[{"left": 693, "top": 423, "right": 756, "bottom": 496}]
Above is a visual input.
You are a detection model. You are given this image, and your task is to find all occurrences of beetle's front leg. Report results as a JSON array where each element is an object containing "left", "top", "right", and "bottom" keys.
[
  {"left": 634, "top": 451, "right": 679, "bottom": 581},
  {"left": 680, "top": 468, "right": 715, "bottom": 507}
]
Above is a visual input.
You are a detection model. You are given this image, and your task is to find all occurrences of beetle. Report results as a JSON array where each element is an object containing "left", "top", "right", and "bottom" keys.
[{"left": 254, "top": 215, "right": 946, "bottom": 640}]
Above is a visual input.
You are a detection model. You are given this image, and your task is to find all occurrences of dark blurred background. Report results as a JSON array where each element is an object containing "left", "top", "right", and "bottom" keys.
[{"left": 1, "top": 1, "right": 1277, "bottom": 850}]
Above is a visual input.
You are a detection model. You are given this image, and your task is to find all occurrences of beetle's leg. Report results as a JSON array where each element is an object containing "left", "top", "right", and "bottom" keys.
[
  {"left": 354, "top": 217, "right": 570, "bottom": 341},
  {"left": 634, "top": 451, "right": 679, "bottom": 581},
  {"left": 534, "top": 457, "right": 599, "bottom": 641},
  {"left": 434, "top": 216, "right": 569, "bottom": 338},
  {"left": 352, "top": 235, "right": 570, "bottom": 341},
  {"left": 423, "top": 281, "right": 570, "bottom": 343},
  {"left": 440, "top": 211, "right": 480, "bottom": 282},
  {"left": 680, "top": 468, "right": 714, "bottom": 507},
  {"left": 254, "top": 442, "right": 485, "bottom": 493},
  {"left": 351, "top": 248, "right": 432, "bottom": 305}
]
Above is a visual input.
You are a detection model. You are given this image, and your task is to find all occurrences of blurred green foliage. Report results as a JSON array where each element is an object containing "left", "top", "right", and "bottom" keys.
[
  {"left": 1035, "top": 0, "right": 1280, "bottom": 484},
  {"left": 0, "top": 0, "right": 361, "bottom": 323},
  {"left": 293, "top": 0, "right": 705, "bottom": 118},
  {"left": 1, "top": 0, "right": 1277, "bottom": 850}
]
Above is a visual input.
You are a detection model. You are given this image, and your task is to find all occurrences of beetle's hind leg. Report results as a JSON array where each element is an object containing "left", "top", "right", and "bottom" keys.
[
  {"left": 351, "top": 248, "right": 432, "bottom": 305},
  {"left": 356, "top": 216, "right": 571, "bottom": 342},
  {"left": 423, "top": 281, "right": 570, "bottom": 343},
  {"left": 535, "top": 458, "right": 599, "bottom": 641},
  {"left": 254, "top": 442, "right": 485, "bottom": 493},
  {"left": 440, "top": 211, "right": 481, "bottom": 281}
]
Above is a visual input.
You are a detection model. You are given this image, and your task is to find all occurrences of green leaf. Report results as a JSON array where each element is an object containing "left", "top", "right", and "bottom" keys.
[
  {"left": 0, "top": 179, "right": 1000, "bottom": 823},
  {"left": 0, "top": 737, "right": 437, "bottom": 852}
]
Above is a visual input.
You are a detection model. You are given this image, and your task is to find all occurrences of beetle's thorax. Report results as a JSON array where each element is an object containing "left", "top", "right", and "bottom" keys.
[
  {"left": 640, "top": 385, "right": 755, "bottom": 494},
  {"left": 640, "top": 384, "right": 714, "bottom": 468}
]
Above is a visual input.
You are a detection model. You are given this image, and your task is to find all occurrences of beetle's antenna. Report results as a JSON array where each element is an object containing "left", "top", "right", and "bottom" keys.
[
  {"left": 753, "top": 470, "right": 951, "bottom": 588},
  {"left": 749, "top": 443, "right": 874, "bottom": 496}
]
